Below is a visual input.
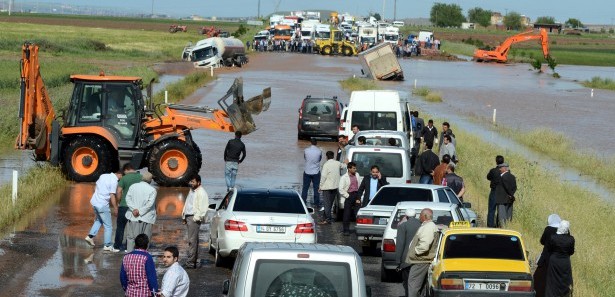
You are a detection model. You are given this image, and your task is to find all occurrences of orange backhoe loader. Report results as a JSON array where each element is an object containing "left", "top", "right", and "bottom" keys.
[
  {"left": 16, "top": 42, "right": 271, "bottom": 186},
  {"left": 473, "top": 28, "right": 550, "bottom": 63}
]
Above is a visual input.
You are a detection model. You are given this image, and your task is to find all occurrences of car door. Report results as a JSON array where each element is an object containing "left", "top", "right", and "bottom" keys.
[
  {"left": 444, "top": 188, "right": 471, "bottom": 219},
  {"left": 428, "top": 232, "right": 444, "bottom": 290},
  {"left": 212, "top": 191, "right": 233, "bottom": 248}
]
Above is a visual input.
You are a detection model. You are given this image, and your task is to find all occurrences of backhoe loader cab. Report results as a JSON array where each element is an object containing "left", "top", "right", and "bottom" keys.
[{"left": 17, "top": 42, "right": 271, "bottom": 187}]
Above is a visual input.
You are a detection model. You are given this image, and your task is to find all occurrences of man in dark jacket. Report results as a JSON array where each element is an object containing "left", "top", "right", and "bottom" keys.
[
  {"left": 495, "top": 162, "right": 517, "bottom": 227},
  {"left": 395, "top": 208, "right": 421, "bottom": 297},
  {"left": 224, "top": 131, "right": 246, "bottom": 190},
  {"left": 486, "top": 155, "right": 505, "bottom": 227},
  {"left": 358, "top": 165, "right": 389, "bottom": 206},
  {"left": 414, "top": 142, "right": 440, "bottom": 184},
  {"left": 420, "top": 119, "right": 438, "bottom": 151}
]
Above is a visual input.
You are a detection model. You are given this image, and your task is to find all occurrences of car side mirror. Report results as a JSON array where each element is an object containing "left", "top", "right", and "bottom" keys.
[
  {"left": 366, "top": 285, "right": 372, "bottom": 297},
  {"left": 463, "top": 202, "right": 472, "bottom": 208},
  {"left": 306, "top": 207, "right": 315, "bottom": 214},
  {"left": 222, "top": 279, "right": 230, "bottom": 294},
  {"left": 209, "top": 203, "right": 217, "bottom": 210}
]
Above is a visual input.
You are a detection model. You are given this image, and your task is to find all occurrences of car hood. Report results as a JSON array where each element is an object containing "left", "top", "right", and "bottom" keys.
[{"left": 439, "top": 259, "right": 530, "bottom": 274}]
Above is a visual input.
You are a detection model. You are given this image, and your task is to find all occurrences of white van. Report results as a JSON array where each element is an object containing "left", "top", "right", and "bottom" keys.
[{"left": 339, "top": 90, "right": 413, "bottom": 140}]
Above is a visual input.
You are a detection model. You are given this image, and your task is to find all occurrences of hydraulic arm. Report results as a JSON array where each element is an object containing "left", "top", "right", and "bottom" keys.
[{"left": 473, "top": 28, "right": 550, "bottom": 63}]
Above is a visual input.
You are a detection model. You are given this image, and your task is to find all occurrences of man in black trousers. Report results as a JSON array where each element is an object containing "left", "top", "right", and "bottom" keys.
[
  {"left": 495, "top": 162, "right": 517, "bottom": 227},
  {"left": 486, "top": 155, "right": 505, "bottom": 227}
]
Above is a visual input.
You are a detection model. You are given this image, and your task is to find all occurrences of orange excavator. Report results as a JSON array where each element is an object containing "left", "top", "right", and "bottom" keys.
[
  {"left": 16, "top": 42, "right": 271, "bottom": 186},
  {"left": 473, "top": 28, "right": 550, "bottom": 63}
]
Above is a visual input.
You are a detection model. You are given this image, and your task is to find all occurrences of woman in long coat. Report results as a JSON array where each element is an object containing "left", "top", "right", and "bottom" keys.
[
  {"left": 545, "top": 220, "right": 575, "bottom": 297},
  {"left": 534, "top": 214, "right": 561, "bottom": 297}
]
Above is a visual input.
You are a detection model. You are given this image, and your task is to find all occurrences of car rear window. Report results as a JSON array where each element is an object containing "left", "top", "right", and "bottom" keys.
[
  {"left": 363, "top": 136, "right": 402, "bottom": 147},
  {"left": 391, "top": 209, "right": 453, "bottom": 229},
  {"left": 303, "top": 100, "right": 336, "bottom": 117},
  {"left": 352, "top": 152, "right": 403, "bottom": 178},
  {"left": 370, "top": 187, "right": 432, "bottom": 206},
  {"left": 352, "top": 111, "right": 397, "bottom": 131},
  {"left": 443, "top": 234, "right": 525, "bottom": 260},
  {"left": 233, "top": 193, "right": 305, "bottom": 214},
  {"left": 252, "top": 260, "right": 352, "bottom": 297}
]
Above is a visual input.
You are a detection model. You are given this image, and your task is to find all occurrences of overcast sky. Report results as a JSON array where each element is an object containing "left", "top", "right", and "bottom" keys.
[{"left": 26, "top": 0, "right": 615, "bottom": 25}]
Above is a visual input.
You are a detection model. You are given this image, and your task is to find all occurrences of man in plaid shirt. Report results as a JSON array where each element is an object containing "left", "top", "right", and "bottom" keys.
[{"left": 120, "top": 234, "right": 158, "bottom": 296}]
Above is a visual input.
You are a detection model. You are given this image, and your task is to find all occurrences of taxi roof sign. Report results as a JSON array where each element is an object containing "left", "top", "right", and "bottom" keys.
[{"left": 449, "top": 221, "right": 471, "bottom": 228}]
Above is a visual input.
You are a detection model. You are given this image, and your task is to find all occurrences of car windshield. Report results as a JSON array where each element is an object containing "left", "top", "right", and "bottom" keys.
[
  {"left": 370, "top": 187, "right": 432, "bottom": 206},
  {"left": 191, "top": 46, "right": 215, "bottom": 61},
  {"left": 443, "top": 234, "right": 525, "bottom": 260},
  {"left": 352, "top": 152, "right": 403, "bottom": 178},
  {"left": 252, "top": 260, "right": 352, "bottom": 297},
  {"left": 233, "top": 192, "right": 305, "bottom": 214},
  {"left": 391, "top": 209, "right": 453, "bottom": 229}
]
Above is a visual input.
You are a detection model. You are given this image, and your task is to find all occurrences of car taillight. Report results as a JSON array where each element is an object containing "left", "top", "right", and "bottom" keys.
[
  {"left": 294, "top": 223, "right": 314, "bottom": 233},
  {"left": 382, "top": 239, "right": 396, "bottom": 252},
  {"left": 299, "top": 101, "right": 305, "bottom": 120},
  {"left": 440, "top": 278, "right": 463, "bottom": 290},
  {"left": 406, "top": 179, "right": 411, "bottom": 184},
  {"left": 356, "top": 216, "right": 373, "bottom": 224},
  {"left": 335, "top": 103, "right": 341, "bottom": 118},
  {"left": 509, "top": 280, "right": 533, "bottom": 292},
  {"left": 339, "top": 119, "right": 345, "bottom": 131},
  {"left": 224, "top": 220, "right": 248, "bottom": 231}
]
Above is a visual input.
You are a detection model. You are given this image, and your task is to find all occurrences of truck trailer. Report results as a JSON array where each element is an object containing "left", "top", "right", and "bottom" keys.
[{"left": 358, "top": 42, "right": 404, "bottom": 81}]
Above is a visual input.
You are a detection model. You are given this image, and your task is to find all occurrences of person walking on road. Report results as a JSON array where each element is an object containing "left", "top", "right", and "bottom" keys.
[
  {"left": 125, "top": 172, "right": 157, "bottom": 253},
  {"left": 420, "top": 119, "right": 438, "bottom": 151},
  {"left": 486, "top": 155, "right": 505, "bottom": 227},
  {"left": 224, "top": 131, "right": 246, "bottom": 191},
  {"left": 432, "top": 154, "right": 450, "bottom": 186},
  {"left": 438, "top": 134, "right": 456, "bottom": 162},
  {"left": 358, "top": 165, "right": 388, "bottom": 207},
  {"left": 302, "top": 138, "right": 322, "bottom": 208},
  {"left": 534, "top": 214, "right": 562, "bottom": 297},
  {"left": 442, "top": 164, "right": 465, "bottom": 200},
  {"left": 120, "top": 234, "right": 158, "bottom": 297},
  {"left": 114, "top": 163, "right": 142, "bottom": 252},
  {"left": 85, "top": 170, "right": 123, "bottom": 250},
  {"left": 545, "top": 220, "right": 575, "bottom": 297},
  {"left": 158, "top": 246, "right": 190, "bottom": 297},
  {"left": 406, "top": 208, "right": 439, "bottom": 297},
  {"left": 339, "top": 162, "right": 362, "bottom": 236},
  {"left": 414, "top": 142, "right": 439, "bottom": 184},
  {"left": 181, "top": 175, "right": 209, "bottom": 269},
  {"left": 495, "top": 162, "right": 517, "bottom": 227},
  {"left": 318, "top": 151, "right": 345, "bottom": 224},
  {"left": 395, "top": 208, "right": 421, "bottom": 297}
]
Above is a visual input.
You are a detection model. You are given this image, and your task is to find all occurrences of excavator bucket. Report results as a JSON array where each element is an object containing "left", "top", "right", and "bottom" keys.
[{"left": 217, "top": 78, "right": 271, "bottom": 135}]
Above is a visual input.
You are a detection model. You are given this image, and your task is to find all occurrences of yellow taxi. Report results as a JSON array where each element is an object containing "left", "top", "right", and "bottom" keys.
[{"left": 427, "top": 221, "right": 535, "bottom": 296}]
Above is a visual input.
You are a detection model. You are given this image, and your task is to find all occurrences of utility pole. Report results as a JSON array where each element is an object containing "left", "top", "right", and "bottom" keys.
[
  {"left": 393, "top": 0, "right": 397, "bottom": 21},
  {"left": 257, "top": 0, "right": 260, "bottom": 19},
  {"left": 382, "top": 0, "right": 385, "bottom": 21},
  {"left": 8, "top": 0, "right": 12, "bottom": 16},
  {"left": 151, "top": 0, "right": 154, "bottom": 17}
]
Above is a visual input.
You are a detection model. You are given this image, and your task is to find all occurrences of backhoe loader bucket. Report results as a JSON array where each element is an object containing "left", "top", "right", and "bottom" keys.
[{"left": 218, "top": 78, "right": 271, "bottom": 135}]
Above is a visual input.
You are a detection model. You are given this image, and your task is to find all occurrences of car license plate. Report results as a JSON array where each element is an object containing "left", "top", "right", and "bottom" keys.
[
  {"left": 465, "top": 282, "right": 502, "bottom": 290},
  {"left": 304, "top": 121, "right": 319, "bottom": 125},
  {"left": 256, "top": 225, "right": 286, "bottom": 233},
  {"left": 378, "top": 218, "right": 388, "bottom": 225}
]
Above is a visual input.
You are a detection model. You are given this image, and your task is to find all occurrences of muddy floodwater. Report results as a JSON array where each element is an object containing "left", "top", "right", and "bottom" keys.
[{"left": 1, "top": 52, "right": 614, "bottom": 296}]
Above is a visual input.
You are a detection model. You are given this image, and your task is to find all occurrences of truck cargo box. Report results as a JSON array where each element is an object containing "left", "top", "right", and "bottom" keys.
[{"left": 358, "top": 43, "right": 404, "bottom": 81}]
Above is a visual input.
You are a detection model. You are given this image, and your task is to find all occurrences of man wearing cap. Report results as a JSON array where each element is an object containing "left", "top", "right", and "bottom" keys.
[
  {"left": 396, "top": 208, "right": 421, "bottom": 297},
  {"left": 125, "top": 171, "right": 158, "bottom": 252},
  {"left": 495, "top": 162, "right": 517, "bottom": 226}
]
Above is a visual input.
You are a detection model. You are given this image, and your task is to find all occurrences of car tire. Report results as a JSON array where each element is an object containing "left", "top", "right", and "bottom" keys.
[
  {"left": 208, "top": 237, "right": 215, "bottom": 255},
  {"left": 215, "top": 248, "right": 225, "bottom": 267},
  {"left": 297, "top": 133, "right": 306, "bottom": 140},
  {"left": 380, "top": 261, "right": 398, "bottom": 283}
]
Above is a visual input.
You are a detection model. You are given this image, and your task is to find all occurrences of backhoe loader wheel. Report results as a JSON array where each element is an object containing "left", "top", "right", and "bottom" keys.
[
  {"left": 63, "top": 136, "right": 114, "bottom": 182},
  {"left": 343, "top": 46, "right": 353, "bottom": 56},
  {"left": 322, "top": 46, "right": 332, "bottom": 55},
  {"left": 148, "top": 139, "right": 200, "bottom": 187}
]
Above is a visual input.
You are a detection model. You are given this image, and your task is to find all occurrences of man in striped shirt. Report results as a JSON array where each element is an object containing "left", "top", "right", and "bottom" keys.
[{"left": 120, "top": 234, "right": 158, "bottom": 297}]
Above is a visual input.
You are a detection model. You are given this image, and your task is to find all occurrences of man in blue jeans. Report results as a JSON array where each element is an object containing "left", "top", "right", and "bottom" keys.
[
  {"left": 85, "top": 170, "right": 123, "bottom": 251},
  {"left": 224, "top": 131, "right": 246, "bottom": 191},
  {"left": 302, "top": 138, "right": 322, "bottom": 208}
]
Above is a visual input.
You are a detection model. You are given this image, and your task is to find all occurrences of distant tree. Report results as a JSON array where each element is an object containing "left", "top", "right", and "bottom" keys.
[
  {"left": 467, "top": 7, "right": 492, "bottom": 27},
  {"left": 430, "top": 3, "right": 466, "bottom": 27},
  {"left": 565, "top": 18, "right": 584, "bottom": 28},
  {"left": 535, "top": 16, "right": 556, "bottom": 24},
  {"left": 372, "top": 13, "right": 382, "bottom": 21},
  {"left": 503, "top": 12, "right": 523, "bottom": 30}
]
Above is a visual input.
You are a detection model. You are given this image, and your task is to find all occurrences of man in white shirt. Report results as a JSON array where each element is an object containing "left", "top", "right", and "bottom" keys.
[
  {"left": 181, "top": 175, "right": 209, "bottom": 269},
  {"left": 302, "top": 138, "right": 322, "bottom": 208},
  {"left": 125, "top": 171, "right": 157, "bottom": 253},
  {"left": 158, "top": 246, "right": 190, "bottom": 297},
  {"left": 85, "top": 170, "right": 123, "bottom": 250}
]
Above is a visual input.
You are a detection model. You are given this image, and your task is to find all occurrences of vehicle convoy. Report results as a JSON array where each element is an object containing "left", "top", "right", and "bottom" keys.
[
  {"left": 358, "top": 43, "right": 404, "bottom": 81},
  {"left": 474, "top": 28, "right": 550, "bottom": 63},
  {"left": 315, "top": 29, "right": 357, "bottom": 56},
  {"left": 223, "top": 242, "right": 371, "bottom": 297},
  {"left": 427, "top": 222, "right": 535, "bottom": 296},
  {"left": 182, "top": 37, "right": 248, "bottom": 68},
  {"left": 17, "top": 42, "right": 271, "bottom": 186}
]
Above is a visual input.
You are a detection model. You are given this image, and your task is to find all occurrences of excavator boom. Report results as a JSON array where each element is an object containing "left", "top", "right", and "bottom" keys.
[{"left": 473, "top": 28, "right": 550, "bottom": 63}]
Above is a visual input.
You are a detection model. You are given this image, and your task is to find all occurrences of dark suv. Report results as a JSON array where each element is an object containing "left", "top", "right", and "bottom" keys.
[{"left": 297, "top": 96, "right": 344, "bottom": 140}]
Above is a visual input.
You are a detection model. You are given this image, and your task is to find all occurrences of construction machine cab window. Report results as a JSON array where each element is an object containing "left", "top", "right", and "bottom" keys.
[
  {"left": 334, "top": 30, "right": 344, "bottom": 42},
  {"left": 78, "top": 84, "right": 103, "bottom": 122}
]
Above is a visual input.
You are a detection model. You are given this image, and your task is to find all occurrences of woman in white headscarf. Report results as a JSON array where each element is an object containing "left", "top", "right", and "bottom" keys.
[
  {"left": 545, "top": 220, "right": 575, "bottom": 297},
  {"left": 533, "top": 214, "right": 561, "bottom": 297}
]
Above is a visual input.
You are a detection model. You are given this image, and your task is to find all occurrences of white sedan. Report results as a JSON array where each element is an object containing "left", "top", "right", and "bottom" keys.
[{"left": 209, "top": 188, "right": 317, "bottom": 266}]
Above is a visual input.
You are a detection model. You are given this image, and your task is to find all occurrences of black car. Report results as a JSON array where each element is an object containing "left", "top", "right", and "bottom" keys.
[{"left": 297, "top": 96, "right": 344, "bottom": 140}]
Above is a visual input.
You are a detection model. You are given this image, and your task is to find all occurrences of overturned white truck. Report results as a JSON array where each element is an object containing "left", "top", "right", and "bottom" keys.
[
  {"left": 182, "top": 37, "right": 248, "bottom": 68},
  {"left": 358, "top": 42, "right": 404, "bottom": 81}
]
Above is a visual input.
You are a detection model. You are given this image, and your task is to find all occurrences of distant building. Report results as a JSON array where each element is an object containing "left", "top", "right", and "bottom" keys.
[
  {"left": 461, "top": 22, "right": 475, "bottom": 29},
  {"left": 491, "top": 12, "right": 503, "bottom": 26},
  {"left": 520, "top": 15, "right": 531, "bottom": 27},
  {"left": 533, "top": 23, "right": 562, "bottom": 33}
]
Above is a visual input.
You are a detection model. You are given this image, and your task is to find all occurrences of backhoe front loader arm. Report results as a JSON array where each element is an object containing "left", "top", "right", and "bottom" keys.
[{"left": 16, "top": 42, "right": 55, "bottom": 161}]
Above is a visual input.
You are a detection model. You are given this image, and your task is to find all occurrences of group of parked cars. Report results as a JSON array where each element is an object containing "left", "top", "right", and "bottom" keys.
[{"left": 211, "top": 90, "right": 535, "bottom": 296}]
